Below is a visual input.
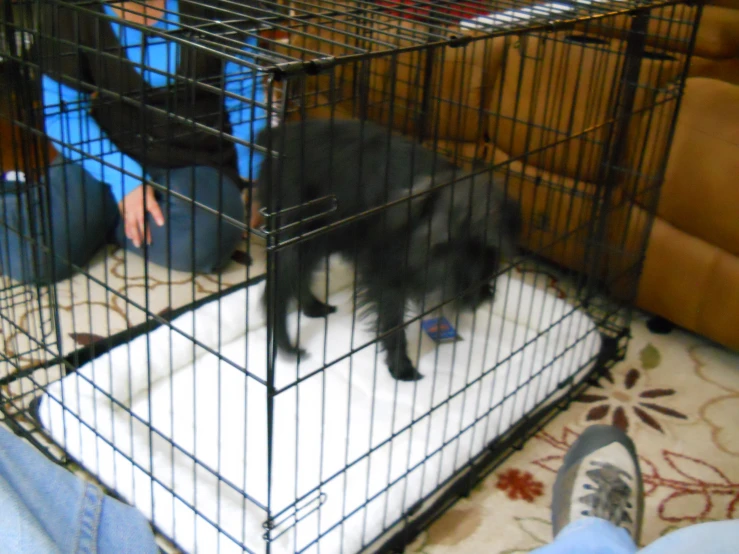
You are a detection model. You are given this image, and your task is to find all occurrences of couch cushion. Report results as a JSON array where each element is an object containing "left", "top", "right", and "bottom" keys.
[
  {"left": 636, "top": 211, "right": 739, "bottom": 351},
  {"left": 577, "top": 4, "right": 739, "bottom": 60},
  {"left": 285, "top": 4, "right": 508, "bottom": 141},
  {"left": 655, "top": 78, "right": 739, "bottom": 258},
  {"left": 488, "top": 32, "right": 684, "bottom": 183}
]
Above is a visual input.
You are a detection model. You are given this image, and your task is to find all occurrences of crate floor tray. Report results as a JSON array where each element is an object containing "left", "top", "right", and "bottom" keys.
[{"left": 37, "top": 259, "right": 601, "bottom": 554}]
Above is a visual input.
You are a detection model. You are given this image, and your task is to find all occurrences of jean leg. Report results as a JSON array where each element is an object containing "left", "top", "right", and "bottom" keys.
[
  {"left": 0, "top": 471, "right": 60, "bottom": 554},
  {"left": 0, "top": 160, "right": 120, "bottom": 284},
  {"left": 114, "top": 166, "right": 245, "bottom": 273},
  {"left": 530, "top": 517, "right": 638, "bottom": 554},
  {"left": 0, "top": 426, "right": 158, "bottom": 554},
  {"left": 638, "top": 520, "right": 739, "bottom": 554}
]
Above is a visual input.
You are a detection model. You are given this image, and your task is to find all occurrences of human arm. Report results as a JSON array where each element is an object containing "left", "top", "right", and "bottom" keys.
[
  {"left": 41, "top": 75, "right": 147, "bottom": 203},
  {"left": 223, "top": 36, "right": 268, "bottom": 183},
  {"left": 41, "top": 76, "right": 164, "bottom": 245}
]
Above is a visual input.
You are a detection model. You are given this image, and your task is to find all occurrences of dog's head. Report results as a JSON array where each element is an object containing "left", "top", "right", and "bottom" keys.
[{"left": 388, "top": 169, "right": 522, "bottom": 312}]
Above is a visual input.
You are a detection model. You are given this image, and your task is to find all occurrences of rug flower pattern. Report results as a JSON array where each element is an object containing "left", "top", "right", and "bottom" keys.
[
  {"left": 1, "top": 243, "right": 737, "bottom": 553},
  {"left": 407, "top": 314, "right": 739, "bottom": 553},
  {"left": 577, "top": 345, "right": 689, "bottom": 433},
  {"left": 496, "top": 469, "right": 545, "bottom": 503}
]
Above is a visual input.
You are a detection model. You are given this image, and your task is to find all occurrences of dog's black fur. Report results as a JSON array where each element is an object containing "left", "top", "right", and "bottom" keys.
[{"left": 255, "top": 119, "right": 521, "bottom": 381}]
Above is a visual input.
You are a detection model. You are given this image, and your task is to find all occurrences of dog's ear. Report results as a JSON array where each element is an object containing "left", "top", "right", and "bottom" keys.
[
  {"left": 487, "top": 194, "right": 522, "bottom": 259},
  {"left": 384, "top": 171, "right": 454, "bottom": 231},
  {"left": 441, "top": 173, "right": 523, "bottom": 247},
  {"left": 500, "top": 196, "right": 523, "bottom": 241}
]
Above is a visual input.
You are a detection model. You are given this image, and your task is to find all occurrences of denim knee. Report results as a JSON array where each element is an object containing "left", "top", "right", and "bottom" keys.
[
  {"left": 0, "top": 189, "right": 74, "bottom": 285},
  {"left": 0, "top": 231, "right": 77, "bottom": 285},
  {"left": 166, "top": 168, "right": 245, "bottom": 274},
  {"left": 17, "top": 249, "right": 77, "bottom": 285},
  {"left": 0, "top": 161, "right": 118, "bottom": 285}
]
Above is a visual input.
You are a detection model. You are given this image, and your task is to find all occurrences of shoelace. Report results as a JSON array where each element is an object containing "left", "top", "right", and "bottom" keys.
[{"left": 578, "top": 460, "right": 634, "bottom": 529}]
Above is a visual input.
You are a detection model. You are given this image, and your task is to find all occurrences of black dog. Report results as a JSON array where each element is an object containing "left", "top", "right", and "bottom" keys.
[{"left": 255, "top": 119, "right": 521, "bottom": 381}]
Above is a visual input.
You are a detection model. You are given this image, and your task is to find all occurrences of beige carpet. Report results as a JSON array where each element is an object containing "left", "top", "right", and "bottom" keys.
[
  {"left": 0, "top": 236, "right": 265, "bottom": 381},
  {"left": 406, "top": 312, "right": 739, "bottom": 553},
  {"left": 1, "top": 245, "right": 737, "bottom": 553}
]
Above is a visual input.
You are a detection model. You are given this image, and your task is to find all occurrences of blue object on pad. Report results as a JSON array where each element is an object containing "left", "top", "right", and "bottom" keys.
[{"left": 421, "top": 316, "right": 463, "bottom": 343}]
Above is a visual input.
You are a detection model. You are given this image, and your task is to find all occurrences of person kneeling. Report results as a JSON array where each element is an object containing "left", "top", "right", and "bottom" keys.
[{"left": 0, "top": 0, "right": 266, "bottom": 284}]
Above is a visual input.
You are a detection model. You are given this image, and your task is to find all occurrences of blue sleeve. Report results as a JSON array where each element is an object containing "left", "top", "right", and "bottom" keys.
[
  {"left": 223, "top": 37, "right": 267, "bottom": 182},
  {"left": 41, "top": 75, "right": 146, "bottom": 203}
]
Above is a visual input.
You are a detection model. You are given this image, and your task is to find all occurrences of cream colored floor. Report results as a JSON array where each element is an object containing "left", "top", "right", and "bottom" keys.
[
  {"left": 408, "top": 313, "right": 739, "bottom": 553},
  {"left": 1, "top": 244, "right": 737, "bottom": 553},
  {"left": 0, "top": 236, "right": 266, "bottom": 382}
]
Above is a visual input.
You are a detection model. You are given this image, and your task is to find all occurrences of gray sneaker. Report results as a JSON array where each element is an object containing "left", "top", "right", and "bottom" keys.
[{"left": 551, "top": 425, "right": 644, "bottom": 543}]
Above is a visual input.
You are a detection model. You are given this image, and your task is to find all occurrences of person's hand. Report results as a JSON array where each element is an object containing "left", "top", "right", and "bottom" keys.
[
  {"left": 243, "top": 187, "right": 264, "bottom": 236},
  {"left": 118, "top": 184, "right": 165, "bottom": 248},
  {"left": 250, "top": 199, "right": 263, "bottom": 229}
]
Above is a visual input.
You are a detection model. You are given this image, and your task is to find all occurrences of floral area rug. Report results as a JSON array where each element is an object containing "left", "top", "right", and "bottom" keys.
[
  {"left": 407, "top": 311, "right": 739, "bottom": 553},
  {"left": 1, "top": 243, "right": 737, "bottom": 553},
  {"left": 0, "top": 236, "right": 264, "bottom": 384}
]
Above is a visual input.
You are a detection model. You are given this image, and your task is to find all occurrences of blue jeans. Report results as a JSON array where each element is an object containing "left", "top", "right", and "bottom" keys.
[
  {"left": 532, "top": 517, "right": 739, "bottom": 554},
  {"left": 0, "top": 159, "right": 245, "bottom": 284},
  {"left": 0, "top": 425, "right": 158, "bottom": 554}
]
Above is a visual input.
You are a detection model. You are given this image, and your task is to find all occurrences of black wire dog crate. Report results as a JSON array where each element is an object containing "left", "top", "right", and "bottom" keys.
[{"left": 0, "top": 1, "right": 702, "bottom": 553}]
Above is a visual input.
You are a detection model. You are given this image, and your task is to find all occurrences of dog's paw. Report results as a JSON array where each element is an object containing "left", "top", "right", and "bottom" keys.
[
  {"left": 303, "top": 301, "right": 337, "bottom": 319},
  {"left": 280, "top": 344, "right": 309, "bottom": 361},
  {"left": 388, "top": 357, "right": 424, "bottom": 382}
]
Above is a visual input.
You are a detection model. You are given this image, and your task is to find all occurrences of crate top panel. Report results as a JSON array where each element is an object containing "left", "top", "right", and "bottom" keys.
[{"left": 44, "top": 0, "right": 688, "bottom": 75}]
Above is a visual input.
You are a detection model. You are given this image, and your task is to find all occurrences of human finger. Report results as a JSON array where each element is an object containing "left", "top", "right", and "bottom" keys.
[
  {"left": 146, "top": 187, "right": 165, "bottom": 227},
  {"left": 126, "top": 213, "right": 142, "bottom": 248},
  {"left": 137, "top": 209, "right": 149, "bottom": 247}
]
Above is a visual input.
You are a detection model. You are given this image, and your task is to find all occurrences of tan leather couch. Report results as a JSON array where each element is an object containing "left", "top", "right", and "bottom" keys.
[
  {"left": 577, "top": 2, "right": 739, "bottom": 349},
  {"left": 288, "top": 1, "right": 739, "bottom": 350}
]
